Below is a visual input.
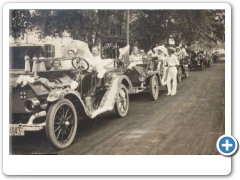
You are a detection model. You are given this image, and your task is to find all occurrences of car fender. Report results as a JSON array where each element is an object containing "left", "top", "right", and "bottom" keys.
[
  {"left": 47, "top": 89, "right": 90, "bottom": 116},
  {"left": 118, "top": 75, "right": 133, "bottom": 90}
]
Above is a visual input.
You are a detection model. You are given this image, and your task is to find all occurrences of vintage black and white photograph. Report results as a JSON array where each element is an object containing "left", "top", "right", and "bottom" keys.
[{"left": 8, "top": 8, "right": 226, "bottom": 156}]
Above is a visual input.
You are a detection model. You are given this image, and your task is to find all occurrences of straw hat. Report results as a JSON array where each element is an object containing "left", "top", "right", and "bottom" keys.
[{"left": 154, "top": 46, "right": 168, "bottom": 56}]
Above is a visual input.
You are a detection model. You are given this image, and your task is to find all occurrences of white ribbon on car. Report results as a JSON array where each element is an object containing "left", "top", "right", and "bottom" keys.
[{"left": 14, "top": 75, "right": 35, "bottom": 87}]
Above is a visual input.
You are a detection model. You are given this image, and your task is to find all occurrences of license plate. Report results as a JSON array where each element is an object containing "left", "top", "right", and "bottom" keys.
[
  {"left": 10, "top": 125, "right": 25, "bottom": 136},
  {"left": 129, "top": 88, "right": 138, "bottom": 94}
]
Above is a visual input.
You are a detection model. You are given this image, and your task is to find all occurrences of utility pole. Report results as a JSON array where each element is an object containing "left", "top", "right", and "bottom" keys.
[{"left": 127, "top": 10, "right": 130, "bottom": 49}]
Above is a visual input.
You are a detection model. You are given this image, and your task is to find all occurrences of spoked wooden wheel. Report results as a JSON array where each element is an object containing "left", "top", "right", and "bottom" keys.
[
  {"left": 115, "top": 84, "right": 129, "bottom": 118},
  {"left": 46, "top": 99, "right": 77, "bottom": 149},
  {"left": 177, "top": 67, "right": 182, "bottom": 83},
  {"left": 150, "top": 75, "right": 159, "bottom": 101}
]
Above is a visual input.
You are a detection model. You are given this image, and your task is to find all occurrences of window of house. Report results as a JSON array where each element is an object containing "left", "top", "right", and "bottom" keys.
[
  {"left": 116, "top": 25, "right": 122, "bottom": 36},
  {"left": 109, "top": 24, "right": 123, "bottom": 36},
  {"left": 110, "top": 26, "right": 116, "bottom": 36},
  {"left": 44, "top": 44, "right": 55, "bottom": 58}
]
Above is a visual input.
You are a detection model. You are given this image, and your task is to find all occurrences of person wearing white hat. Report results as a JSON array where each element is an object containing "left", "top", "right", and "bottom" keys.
[
  {"left": 139, "top": 49, "right": 145, "bottom": 57},
  {"left": 165, "top": 47, "right": 179, "bottom": 96},
  {"left": 174, "top": 47, "right": 182, "bottom": 60},
  {"left": 153, "top": 45, "right": 168, "bottom": 59},
  {"left": 153, "top": 45, "right": 168, "bottom": 69}
]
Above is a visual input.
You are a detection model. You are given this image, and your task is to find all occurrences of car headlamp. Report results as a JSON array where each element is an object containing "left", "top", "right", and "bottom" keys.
[{"left": 24, "top": 98, "right": 40, "bottom": 112}]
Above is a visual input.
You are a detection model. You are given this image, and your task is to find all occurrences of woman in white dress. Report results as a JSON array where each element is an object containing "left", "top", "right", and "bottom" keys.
[
  {"left": 38, "top": 54, "right": 46, "bottom": 71},
  {"left": 24, "top": 53, "right": 31, "bottom": 73},
  {"left": 32, "top": 54, "right": 37, "bottom": 73}
]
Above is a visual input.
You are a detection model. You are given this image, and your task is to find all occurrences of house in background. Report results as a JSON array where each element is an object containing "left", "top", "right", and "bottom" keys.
[
  {"left": 101, "top": 20, "right": 127, "bottom": 59},
  {"left": 9, "top": 30, "right": 72, "bottom": 71}
]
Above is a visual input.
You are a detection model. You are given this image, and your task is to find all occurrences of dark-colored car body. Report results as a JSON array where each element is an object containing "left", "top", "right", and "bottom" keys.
[{"left": 10, "top": 58, "right": 131, "bottom": 149}]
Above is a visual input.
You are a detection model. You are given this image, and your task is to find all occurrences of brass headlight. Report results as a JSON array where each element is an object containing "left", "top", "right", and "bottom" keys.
[
  {"left": 24, "top": 98, "right": 40, "bottom": 112},
  {"left": 139, "top": 74, "right": 147, "bottom": 82}
]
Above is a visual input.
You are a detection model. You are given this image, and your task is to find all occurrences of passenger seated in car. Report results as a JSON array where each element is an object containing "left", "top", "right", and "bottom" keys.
[
  {"left": 129, "top": 46, "right": 142, "bottom": 66},
  {"left": 50, "top": 59, "right": 63, "bottom": 71}
]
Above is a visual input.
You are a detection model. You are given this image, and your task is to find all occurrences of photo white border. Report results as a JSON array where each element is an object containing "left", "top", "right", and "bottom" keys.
[{"left": 2, "top": 2, "right": 231, "bottom": 175}]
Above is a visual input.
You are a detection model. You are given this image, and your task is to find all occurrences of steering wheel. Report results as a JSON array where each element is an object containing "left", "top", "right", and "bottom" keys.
[{"left": 72, "top": 57, "right": 89, "bottom": 71}]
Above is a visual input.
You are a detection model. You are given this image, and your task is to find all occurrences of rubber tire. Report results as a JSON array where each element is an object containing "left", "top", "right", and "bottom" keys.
[
  {"left": 177, "top": 67, "right": 182, "bottom": 83},
  {"left": 115, "top": 84, "right": 129, "bottom": 118},
  {"left": 46, "top": 99, "right": 78, "bottom": 149},
  {"left": 149, "top": 75, "right": 159, "bottom": 101}
]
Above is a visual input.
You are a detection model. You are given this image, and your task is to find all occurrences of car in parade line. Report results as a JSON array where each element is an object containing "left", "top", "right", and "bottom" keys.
[
  {"left": 203, "top": 52, "right": 213, "bottom": 68},
  {"left": 188, "top": 51, "right": 205, "bottom": 71},
  {"left": 177, "top": 56, "right": 190, "bottom": 82},
  {"left": 115, "top": 53, "right": 168, "bottom": 101},
  {"left": 9, "top": 43, "right": 132, "bottom": 149}
]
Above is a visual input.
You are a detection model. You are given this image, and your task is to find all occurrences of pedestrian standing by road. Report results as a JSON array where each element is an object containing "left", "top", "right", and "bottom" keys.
[
  {"left": 166, "top": 47, "right": 179, "bottom": 96},
  {"left": 38, "top": 53, "right": 46, "bottom": 71},
  {"left": 24, "top": 53, "right": 30, "bottom": 73},
  {"left": 32, "top": 54, "right": 37, "bottom": 73}
]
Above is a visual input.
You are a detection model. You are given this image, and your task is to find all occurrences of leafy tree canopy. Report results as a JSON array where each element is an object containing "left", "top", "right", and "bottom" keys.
[{"left": 10, "top": 9, "right": 225, "bottom": 49}]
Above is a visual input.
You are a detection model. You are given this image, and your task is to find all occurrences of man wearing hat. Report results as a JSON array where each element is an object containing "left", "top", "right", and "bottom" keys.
[{"left": 165, "top": 47, "right": 179, "bottom": 96}]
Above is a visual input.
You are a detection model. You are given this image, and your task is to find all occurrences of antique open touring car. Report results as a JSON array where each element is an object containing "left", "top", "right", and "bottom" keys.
[
  {"left": 189, "top": 51, "right": 205, "bottom": 71},
  {"left": 203, "top": 52, "right": 212, "bottom": 68},
  {"left": 9, "top": 41, "right": 132, "bottom": 149},
  {"left": 115, "top": 49, "right": 168, "bottom": 101}
]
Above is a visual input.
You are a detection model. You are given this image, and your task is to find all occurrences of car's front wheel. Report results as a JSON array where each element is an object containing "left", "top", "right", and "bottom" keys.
[
  {"left": 46, "top": 99, "right": 78, "bottom": 149},
  {"left": 115, "top": 84, "right": 129, "bottom": 118},
  {"left": 150, "top": 75, "right": 159, "bottom": 101}
]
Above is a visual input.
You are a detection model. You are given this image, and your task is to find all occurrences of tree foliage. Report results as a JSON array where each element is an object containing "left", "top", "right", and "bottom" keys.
[
  {"left": 9, "top": 10, "right": 31, "bottom": 38},
  {"left": 129, "top": 10, "right": 225, "bottom": 50},
  {"left": 10, "top": 9, "right": 225, "bottom": 49}
]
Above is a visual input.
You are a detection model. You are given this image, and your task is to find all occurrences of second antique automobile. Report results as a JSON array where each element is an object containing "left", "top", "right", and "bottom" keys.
[
  {"left": 116, "top": 51, "right": 167, "bottom": 101},
  {"left": 189, "top": 51, "right": 205, "bottom": 70},
  {"left": 9, "top": 41, "right": 132, "bottom": 149},
  {"left": 203, "top": 52, "right": 212, "bottom": 68}
]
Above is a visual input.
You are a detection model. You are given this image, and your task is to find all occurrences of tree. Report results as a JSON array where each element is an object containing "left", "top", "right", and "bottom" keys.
[
  {"left": 9, "top": 10, "right": 31, "bottom": 39},
  {"left": 10, "top": 10, "right": 126, "bottom": 44},
  {"left": 129, "top": 10, "right": 225, "bottom": 50},
  {"left": 10, "top": 9, "right": 225, "bottom": 51}
]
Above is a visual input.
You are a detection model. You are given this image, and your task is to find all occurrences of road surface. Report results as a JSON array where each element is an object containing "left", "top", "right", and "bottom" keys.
[{"left": 10, "top": 61, "right": 225, "bottom": 155}]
